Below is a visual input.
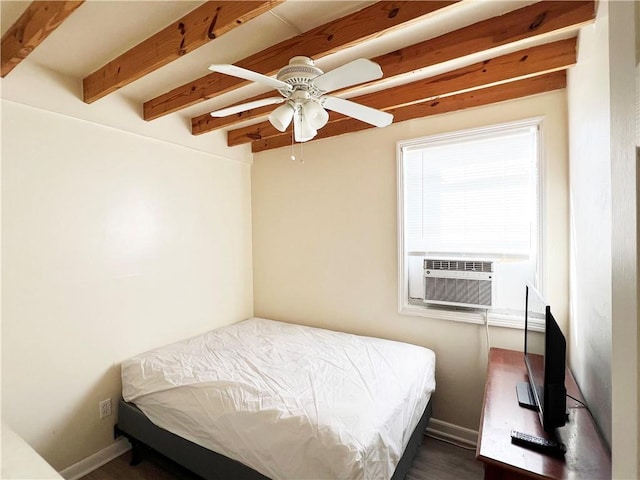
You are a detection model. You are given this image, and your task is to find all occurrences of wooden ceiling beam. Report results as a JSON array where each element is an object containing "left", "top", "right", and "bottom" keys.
[
  {"left": 191, "top": 0, "right": 594, "bottom": 136},
  {"left": 228, "top": 38, "right": 576, "bottom": 147},
  {"left": 371, "top": 0, "right": 593, "bottom": 81},
  {"left": 145, "top": 1, "right": 459, "bottom": 121},
  {"left": 1, "top": 1, "right": 84, "bottom": 77},
  {"left": 82, "top": 1, "right": 281, "bottom": 104},
  {"left": 251, "top": 70, "right": 567, "bottom": 152}
]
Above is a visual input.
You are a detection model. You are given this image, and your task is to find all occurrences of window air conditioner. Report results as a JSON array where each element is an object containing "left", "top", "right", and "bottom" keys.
[{"left": 424, "top": 259, "right": 493, "bottom": 309}]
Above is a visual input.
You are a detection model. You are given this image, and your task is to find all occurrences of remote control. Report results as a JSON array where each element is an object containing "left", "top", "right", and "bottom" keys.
[{"left": 510, "top": 430, "right": 566, "bottom": 456}]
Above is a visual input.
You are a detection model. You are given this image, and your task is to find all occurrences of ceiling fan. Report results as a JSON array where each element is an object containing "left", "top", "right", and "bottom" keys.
[{"left": 208, "top": 56, "right": 394, "bottom": 143}]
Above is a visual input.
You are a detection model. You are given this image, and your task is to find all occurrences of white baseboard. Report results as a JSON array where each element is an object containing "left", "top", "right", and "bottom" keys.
[
  {"left": 426, "top": 417, "right": 479, "bottom": 449},
  {"left": 59, "top": 437, "right": 131, "bottom": 480}
]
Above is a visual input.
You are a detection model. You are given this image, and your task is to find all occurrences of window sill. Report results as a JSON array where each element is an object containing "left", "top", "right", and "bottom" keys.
[{"left": 399, "top": 304, "right": 544, "bottom": 331}]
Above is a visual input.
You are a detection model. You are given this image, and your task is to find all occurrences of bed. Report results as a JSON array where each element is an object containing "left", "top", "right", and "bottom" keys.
[{"left": 116, "top": 317, "right": 436, "bottom": 480}]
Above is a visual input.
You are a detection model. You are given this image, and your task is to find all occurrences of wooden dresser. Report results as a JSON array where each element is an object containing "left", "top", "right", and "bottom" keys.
[{"left": 476, "top": 348, "right": 611, "bottom": 479}]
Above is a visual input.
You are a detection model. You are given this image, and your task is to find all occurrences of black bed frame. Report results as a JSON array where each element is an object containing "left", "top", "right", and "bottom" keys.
[{"left": 115, "top": 398, "right": 433, "bottom": 480}]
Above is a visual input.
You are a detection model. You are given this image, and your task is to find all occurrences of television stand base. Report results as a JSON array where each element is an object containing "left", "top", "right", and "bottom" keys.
[{"left": 516, "top": 382, "right": 537, "bottom": 410}]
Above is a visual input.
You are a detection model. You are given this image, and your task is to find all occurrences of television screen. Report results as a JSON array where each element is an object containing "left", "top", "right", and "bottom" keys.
[
  {"left": 518, "top": 284, "right": 567, "bottom": 431},
  {"left": 524, "top": 285, "right": 546, "bottom": 407}
]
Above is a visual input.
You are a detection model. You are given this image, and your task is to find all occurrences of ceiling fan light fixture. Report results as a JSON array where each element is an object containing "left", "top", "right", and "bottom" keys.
[
  {"left": 294, "top": 109, "right": 317, "bottom": 143},
  {"left": 295, "top": 126, "right": 317, "bottom": 142},
  {"left": 269, "top": 103, "right": 294, "bottom": 132},
  {"left": 303, "top": 100, "right": 329, "bottom": 130}
]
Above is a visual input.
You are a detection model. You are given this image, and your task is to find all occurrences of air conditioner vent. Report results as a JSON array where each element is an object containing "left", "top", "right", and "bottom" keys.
[
  {"left": 423, "top": 258, "right": 494, "bottom": 309},
  {"left": 424, "top": 259, "right": 493, "bottom": 272}
]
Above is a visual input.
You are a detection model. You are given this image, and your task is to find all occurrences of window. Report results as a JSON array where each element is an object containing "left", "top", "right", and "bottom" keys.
[{"left": 397, "top": 119, "right": 542, "bottom": 325}]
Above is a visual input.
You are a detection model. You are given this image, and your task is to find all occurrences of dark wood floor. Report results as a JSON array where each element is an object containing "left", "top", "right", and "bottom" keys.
[
  {"left": 83, "top": 436, "right": 484, "bottom": 480},
  {"left": 407, "top": 436, "right": 483, "bottom": 480}
]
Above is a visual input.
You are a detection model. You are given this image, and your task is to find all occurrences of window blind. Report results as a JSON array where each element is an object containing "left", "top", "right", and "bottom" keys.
[{"left": 403, "top": 125, "right": 538, "bottom": 257}]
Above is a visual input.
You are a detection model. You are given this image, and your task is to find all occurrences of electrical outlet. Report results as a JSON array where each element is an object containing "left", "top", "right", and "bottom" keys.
[{"left": 99, "top": 398, "right": 112, "bottom": 419}]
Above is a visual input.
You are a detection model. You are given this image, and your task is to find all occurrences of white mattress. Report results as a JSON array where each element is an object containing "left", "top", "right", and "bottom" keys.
[{"left": 121, "top": 318, "right": 436, "bottom": 480}]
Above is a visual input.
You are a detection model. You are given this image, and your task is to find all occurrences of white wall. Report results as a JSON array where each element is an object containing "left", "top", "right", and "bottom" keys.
[
  {"left": 1, "top": 100, "right": 254, "bottom": 470},
  {"left": 252, "top": 91, "right": 569, "bottom": 432},
  {"left": 634, "top": 5, "right": 639, "bottom": 476},
  {"left": 566, "top": 0, "right": 613, "bottom": 446},
  {"left": 608, "top": 1, "right": 639, "bottom": 477},
  {"left": 567, "top": 2, "right": 639, "bottom": 477}
]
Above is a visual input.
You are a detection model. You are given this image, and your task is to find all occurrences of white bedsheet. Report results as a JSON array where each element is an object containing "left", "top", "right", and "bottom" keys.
[{"left": 121, "top": 318, "right": 436, "bottom": 480}]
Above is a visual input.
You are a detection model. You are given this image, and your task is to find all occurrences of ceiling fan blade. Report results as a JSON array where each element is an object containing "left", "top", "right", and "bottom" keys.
[
  {"left": 312, "top": 58, "right": 383, "bottom": 93},
  {"left": 322, "top": 96, "right": 393, "bottom": 128},
  {"left": 210, "top": 97, "right": 284, "bottom": 117},
  {"left": 208, "top": 64, "right": 292, "bottom": 92}
]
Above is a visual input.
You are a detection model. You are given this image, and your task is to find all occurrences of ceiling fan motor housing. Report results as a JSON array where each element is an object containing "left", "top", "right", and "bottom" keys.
[{"left": 276, "top": 56, "right": 324, "bottom": 96}]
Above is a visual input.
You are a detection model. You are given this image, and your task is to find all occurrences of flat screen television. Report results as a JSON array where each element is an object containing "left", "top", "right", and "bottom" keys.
[{"left": 516, "top": 284, "right": 567, "bottom": 431}]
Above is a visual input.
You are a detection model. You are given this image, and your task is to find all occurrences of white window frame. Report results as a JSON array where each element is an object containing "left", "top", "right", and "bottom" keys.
[{"left": 396, "top": 118, "right": 546, "bottom": 330}]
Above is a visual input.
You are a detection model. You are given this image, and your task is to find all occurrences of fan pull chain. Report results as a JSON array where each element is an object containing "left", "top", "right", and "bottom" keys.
[{"left": 289, "top": 107, "right": 305, "bottom": 164}]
